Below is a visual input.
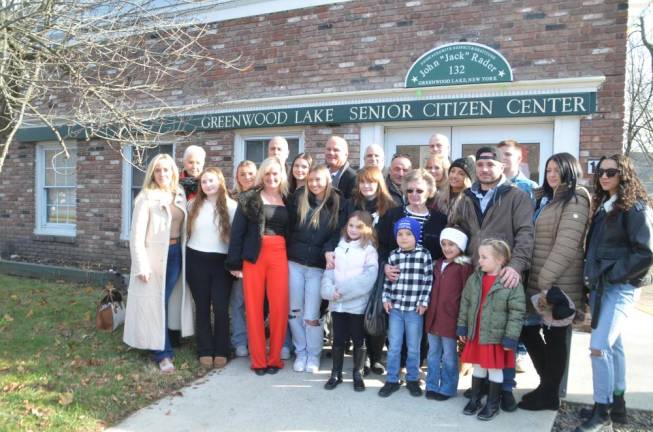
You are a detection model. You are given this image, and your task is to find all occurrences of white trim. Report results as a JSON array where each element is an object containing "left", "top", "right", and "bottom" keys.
[
  {"left": 120, "top": 146, "right": 134, "bottom": 241},
  {"left": 553, "top": 117, "right": 582, "bottom": 157},
  {"left": 176, "top": 0, "right": 353, "bottom": 25},
  {"left": 183, "top": 76, "right": 606, "bottom": 116},
  {"left": 34, "top": 143, "right": 77, "bottom": 237},
  {"left": 359, "top": 124, "right": 384, "bottom": 167},
  {"left": 119, "top": 143, "right": 176, "bottom": 241}
]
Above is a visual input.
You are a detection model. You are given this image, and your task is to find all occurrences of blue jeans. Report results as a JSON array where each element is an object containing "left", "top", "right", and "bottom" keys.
[
  {"left": 153, "top": 244, "right": 182, "bottom": 362},
  {"left": 230, "top": 279, "right": 248, "bottom": 349},
  {"left": 387, "top": 309, "right": 423, "bottom": 383},
  {"left": 287, "top": 261, "right": 324, "bottom": 358},
  {"left": 589, "top": 283, "right": 637, "bottom": 404},
  {"left": 426, "top": 334, "right": 458, "bottom": 396}
]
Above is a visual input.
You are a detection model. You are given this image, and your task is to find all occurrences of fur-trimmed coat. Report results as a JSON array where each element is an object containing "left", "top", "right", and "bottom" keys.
[
  {"left": 123, "top": 188, "right": 195, "bottom": 351},
  {"left": 225, "top": 188, "right": 290, "bottom": 270}
]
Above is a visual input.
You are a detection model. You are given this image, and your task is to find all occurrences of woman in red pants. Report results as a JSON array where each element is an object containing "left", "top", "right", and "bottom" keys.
[{"left": 226, "top": 157, "right": 290, "bottom": 375}]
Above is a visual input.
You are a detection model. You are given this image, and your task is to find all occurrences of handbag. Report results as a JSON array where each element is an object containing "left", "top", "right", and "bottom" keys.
[
  {"left": 96, "top": 286, "right": 126, "bottom": 332},
  {"left": 364, "top": 260, "right": 388, "bottom": 337}
]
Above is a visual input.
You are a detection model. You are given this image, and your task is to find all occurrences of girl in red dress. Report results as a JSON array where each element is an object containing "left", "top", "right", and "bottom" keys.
[{"left": 457, "top": 239, "right": 525, "bottom": 421}]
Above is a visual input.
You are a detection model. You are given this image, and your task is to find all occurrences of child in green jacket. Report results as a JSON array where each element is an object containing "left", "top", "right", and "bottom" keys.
[{"left": 457, "top": 239, "right": 525, "bottom": 421}]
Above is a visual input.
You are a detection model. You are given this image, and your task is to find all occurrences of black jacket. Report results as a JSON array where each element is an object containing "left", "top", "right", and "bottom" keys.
[
  {"left": 286, "top": 188, "right": 346, "bottom": 268},
  {"left": 225, "top": 188, "right": 290, "bottom": 271},
  {"left": 335, "top": 164, "right": 357, "bottom": 199},
  {"left": 584, "top": 200, "right": 653, "bottom": 289},
  {"left": 386, "top": 175, "right": 405, "bottom": 206},
  {"left": 376, "top": 206, "right": 448, "bottom": 262}
]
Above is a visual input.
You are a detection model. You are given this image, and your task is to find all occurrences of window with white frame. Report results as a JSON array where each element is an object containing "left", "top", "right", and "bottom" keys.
[
  {"left": 35, "top": 144, "right": 78, "bottom": 236},
  {"left": 120, "top": 144, "right": 174, "bottom": 240}
]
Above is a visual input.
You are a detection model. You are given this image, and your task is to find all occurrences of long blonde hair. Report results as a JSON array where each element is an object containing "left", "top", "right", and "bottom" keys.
[
  {"left": 297, "top": 165, "right": 340, "bottom": 230},
  {"left": 255, "top": 157, "right": 288, "bottom": 196},
  {"left": 187, "top": 167, "right": 232, "bottom": 243},
  {"left": 424, "top": 154, "right": 450, "bottom": 190},
  {"left": 141, "top": 153, "right": 179, "bottom": 193}
]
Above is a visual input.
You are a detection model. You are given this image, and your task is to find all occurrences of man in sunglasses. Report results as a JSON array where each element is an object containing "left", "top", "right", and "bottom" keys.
[{"left": 451, "top": 145, "right": 534, "bottom": 412}]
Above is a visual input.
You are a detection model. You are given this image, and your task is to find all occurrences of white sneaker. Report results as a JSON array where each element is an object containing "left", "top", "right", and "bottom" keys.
[
  {"left": 305, "top": 356, "right": 320, "bottom": 374},
  {"left": 235, "top": 346, "right": 248, "bottom": 357},
  {"left": 280, "top": 346, "right": 291, "bottom": 360},
  {"left": 293, "top": 355, "right": 307, "bottom": 372}
]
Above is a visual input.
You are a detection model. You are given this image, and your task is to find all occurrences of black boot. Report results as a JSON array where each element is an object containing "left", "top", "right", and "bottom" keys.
[
  {"left": 477, "top": 381, "right": 502, "bottom": 421},
  {"left": 352, "top": 346, "right": 367, "bottom": 392},
  {"left": 463, "top": 376, "right": 485, "bottom": 415},
  {"left": 324, "top": 347, "right": 344, "bottom": 390},
  {"left": 464, "top": 377, "right": 488, "bottom": 398},
  {"left": 574, "top": 403, "right": 612, "bottom": 432},
  {"left": 610, "top": 394, "right": 626, "bottom": 424},
  {"left": 500, "top": 389, "right": 518, "bottom": 412}
]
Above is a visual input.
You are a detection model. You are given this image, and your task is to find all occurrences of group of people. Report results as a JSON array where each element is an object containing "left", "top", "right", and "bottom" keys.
[{"left": 122, "top": 134, "right": 653, "bottom": 432}]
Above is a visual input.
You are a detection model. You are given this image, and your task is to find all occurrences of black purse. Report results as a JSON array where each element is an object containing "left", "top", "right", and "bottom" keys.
[{"left": 364, "top": 261, "right": 388, "bottom": 336}]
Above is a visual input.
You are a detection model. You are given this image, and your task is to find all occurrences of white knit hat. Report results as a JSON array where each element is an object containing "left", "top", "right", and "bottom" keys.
[{"left": 439, "top": 227, "right": 468, "bottom": 253}]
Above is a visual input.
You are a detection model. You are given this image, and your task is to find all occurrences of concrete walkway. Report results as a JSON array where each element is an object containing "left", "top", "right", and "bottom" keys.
[
  {"left": 108, "top": 295, "right": 652, "bottom": 432},
  {"left": 108, "top": 354, "right": 553, "bottom": 432}
]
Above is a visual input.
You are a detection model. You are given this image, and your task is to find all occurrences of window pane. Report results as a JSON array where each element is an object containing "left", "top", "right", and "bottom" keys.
[
  {"left": 245, "top": 140, "right": 265, "bottom": 164},
  {"left": 46, "top": 188, "right": 76, "bottom": 224},
  {"left": 462, "top": 142, "right": 541, "bottom": 183},
  {"left": 130, "top": 144, "right": 174, "bottom": 212},
  {"left": 44, "top": 149, "right": 76, "bottom": 187},
  {"left": 245, "top": 137, "right": 301, "bottom": 166},
  {"left": 131, "top": 144, "right": 174, "bottom": 190},
  {"left": 395, "top": 144, "right": 430, "bottom": 169}
]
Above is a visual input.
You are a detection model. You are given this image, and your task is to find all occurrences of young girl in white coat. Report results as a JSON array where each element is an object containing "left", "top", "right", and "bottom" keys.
[{"left": 321, "top": 211, "right": 378, "bottom": 391}]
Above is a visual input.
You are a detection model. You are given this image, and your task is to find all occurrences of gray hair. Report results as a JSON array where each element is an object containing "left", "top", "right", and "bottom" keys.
[{"left": 183, "top": 145, "right": 206, "bottom": 161}]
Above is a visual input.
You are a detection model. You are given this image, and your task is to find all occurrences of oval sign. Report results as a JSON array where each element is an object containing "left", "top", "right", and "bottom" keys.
[{"left": 405, "top": 42, "right": 513, "bottom": 88}]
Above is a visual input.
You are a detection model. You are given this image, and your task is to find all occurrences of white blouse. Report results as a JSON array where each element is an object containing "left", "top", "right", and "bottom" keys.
[{"left": 187, "top": 198, "right": 237, "bottom": 253}]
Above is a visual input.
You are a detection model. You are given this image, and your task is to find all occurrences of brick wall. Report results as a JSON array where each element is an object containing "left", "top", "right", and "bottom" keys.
[{"left": 0, "top": 0, "right": 628, "bottom": 269}]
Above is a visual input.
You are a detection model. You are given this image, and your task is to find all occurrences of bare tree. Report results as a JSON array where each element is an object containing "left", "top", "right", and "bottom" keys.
[
  {"left": 625, "top": 12, "right": 653, "bottom": 161},
  {"left": 0, "top": 0, "right": 245, "bottom": 173}
]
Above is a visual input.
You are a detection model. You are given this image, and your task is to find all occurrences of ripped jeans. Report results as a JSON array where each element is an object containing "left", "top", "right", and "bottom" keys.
[
  {"left": 589, "top": 283, "right": 638, "bottom": 404},
  {"left": 288, "top": 261, "right": 324, "bottom": 360}
]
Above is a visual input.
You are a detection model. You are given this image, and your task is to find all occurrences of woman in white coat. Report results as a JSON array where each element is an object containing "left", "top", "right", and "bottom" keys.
[{"left": 123, "top": 153, "right": 194, "bottom": 373}]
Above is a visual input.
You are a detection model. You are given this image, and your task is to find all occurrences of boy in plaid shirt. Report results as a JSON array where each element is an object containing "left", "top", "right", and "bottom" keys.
[{"left": 379, "top": 217, "right": 433, "bottom": 398}]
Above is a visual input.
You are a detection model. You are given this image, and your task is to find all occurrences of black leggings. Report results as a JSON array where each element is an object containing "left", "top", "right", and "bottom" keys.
[
  {"left": 521, "top": 324, "right": 569, "bottom": 394},
  {"left": 332, "top": 312, "right": 366, "bottom": 350},
  {"left": 186, "top": 248, "right": 233, "bottom": 357}
]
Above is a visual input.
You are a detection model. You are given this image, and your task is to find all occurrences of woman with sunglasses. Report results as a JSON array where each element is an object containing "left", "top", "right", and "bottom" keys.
[
  {"left": 377, "top": 169, "right": 448, "bottom": 377},
  {"left": 518, "top": 153, "right": 590, "bottom": 411},
  {"left": 377, "top": 168, "right": 447, "bottom": 264},
  {"left": 574, "top": 154, "right": 653, "bottom": 432}
]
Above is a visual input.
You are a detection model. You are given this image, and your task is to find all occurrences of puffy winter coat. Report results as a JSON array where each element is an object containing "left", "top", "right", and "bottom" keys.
[
  {"left": 321, "top": 238, "right": 379, "bottom": 314},
  {"left": 527, "top": 185, "right": 590, "bottom": 314},
  {"left": 456, "top": 271, "right": 525, "bottom": 350}
]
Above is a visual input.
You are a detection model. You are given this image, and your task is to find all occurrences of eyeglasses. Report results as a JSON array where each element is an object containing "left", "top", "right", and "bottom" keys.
[
  {"left": 597, "top": 168, "right": 620, "bottom": 178},
  {"left": 406, "top": 188, "right": 425, "bottom": 194}
]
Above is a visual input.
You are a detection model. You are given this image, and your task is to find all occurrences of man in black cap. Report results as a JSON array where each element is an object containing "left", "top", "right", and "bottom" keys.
[{"left": 452, "top": 145, "right": 534, "bottom": 412}]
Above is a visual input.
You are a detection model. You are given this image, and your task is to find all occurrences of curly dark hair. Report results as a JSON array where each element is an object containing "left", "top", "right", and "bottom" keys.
[{"left": 591, "top": 154, "right": 653, "bottom": 215}]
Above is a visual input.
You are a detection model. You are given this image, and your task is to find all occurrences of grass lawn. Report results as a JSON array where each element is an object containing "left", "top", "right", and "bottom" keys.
[{"left": 0, "top": 274, "right": 209, "bottom": 432}]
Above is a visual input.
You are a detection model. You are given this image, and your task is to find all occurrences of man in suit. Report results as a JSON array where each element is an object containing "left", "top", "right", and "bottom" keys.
[{"left": 325, "top": 135, "right": 356, "bottom": 198}]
